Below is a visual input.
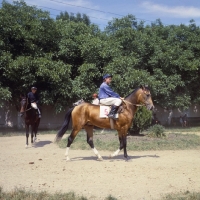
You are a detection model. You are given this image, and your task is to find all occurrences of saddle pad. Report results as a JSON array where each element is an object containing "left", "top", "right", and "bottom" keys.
[{"left": 99, "top": 106, "right": 118, "bottom": 118}]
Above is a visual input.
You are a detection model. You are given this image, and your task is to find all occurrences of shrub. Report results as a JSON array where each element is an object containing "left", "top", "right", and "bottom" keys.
[
  {"left": 130, "top": 106, "right": 152, "bottom": 134},
  {"left": 147, "top": 124, "right": 166, "bottom": 138}
]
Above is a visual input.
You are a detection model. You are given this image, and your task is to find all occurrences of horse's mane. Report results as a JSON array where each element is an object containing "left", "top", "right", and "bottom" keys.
[
  {"left": 125, "top": 85, "right": 149, "bottom": 99},
  {"left": 124, "top": 87, "right": 140, "bottom": 99}
]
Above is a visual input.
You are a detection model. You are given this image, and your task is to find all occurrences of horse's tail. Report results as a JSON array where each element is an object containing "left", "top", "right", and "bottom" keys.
[{"left": 54, "top": 107, "right": 74, "bottom": 143}]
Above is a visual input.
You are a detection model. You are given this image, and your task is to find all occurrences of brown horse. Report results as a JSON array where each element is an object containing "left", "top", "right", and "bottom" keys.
[
  {"left": 54, "top": 86, "right": 154, "bottom": 161},
  {"left": 20, "top": 97, "right": 40, "bottom": 147}
]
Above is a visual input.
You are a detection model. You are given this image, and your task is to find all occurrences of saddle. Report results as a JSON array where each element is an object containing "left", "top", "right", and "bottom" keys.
[
  {"left": 99, "top": 101, "right": 127, "bottom": 118},
  {"left": 99, "top": 100, "right": 127, "bottom": 113}
]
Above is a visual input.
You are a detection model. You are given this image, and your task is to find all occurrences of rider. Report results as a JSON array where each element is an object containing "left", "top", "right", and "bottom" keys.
[
  {"left": 27, "top": 86, "right": 41, "bottom": 118},
  {"left": 98, "top": 74, "right": 123, "bottom": 120}
]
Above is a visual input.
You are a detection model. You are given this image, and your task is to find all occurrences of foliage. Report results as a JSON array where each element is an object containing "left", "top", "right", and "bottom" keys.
[
  {"left": 56, "top": 11, "right": 91, "bottom": 26},
  {"left": 105, "top": 195, "right": 118, "bottom": 200},
  {"left": 1, "top": 1, "right": 200, "bottom": 112},
  {"left": 131, "top": 106, "right": 152, "bottom": 133},
  {"left": 147, "top": 124, "right": 166, "bottom": 138}
]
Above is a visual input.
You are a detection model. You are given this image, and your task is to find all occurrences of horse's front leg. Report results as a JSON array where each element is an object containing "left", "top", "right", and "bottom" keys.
[
  {"left": 25, "top": 124, "right": 29, "bottom": 148},
  {"left": 34, "top": 119, "right": 40, "bottom": 142},
  {"left": 85, "top": 125, "right": 103, "bottom": 161},
  {"left": 109, "top": 135, "right": 123, "bottom": 158},
  {"left": 31, "top": 125, "right": 34, "bottom": 144},
  {"left": 123, "top": 135, "right": 129, "bottom": 160},
  {"left": 110, "top": 128, "right": 129, "bottom": 160}
]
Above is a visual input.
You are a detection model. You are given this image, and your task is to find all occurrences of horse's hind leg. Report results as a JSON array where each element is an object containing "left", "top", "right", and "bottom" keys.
[
  {"left": 84, "top": 125, "right": 103, "bottom": 161},
  {"left": 65, "top": 127, "right": 81, "bottom": 161}
]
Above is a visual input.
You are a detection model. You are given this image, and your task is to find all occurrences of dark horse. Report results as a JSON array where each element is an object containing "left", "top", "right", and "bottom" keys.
[
  {"left": 20, "top": 97, "right": 40, "bottom": 147},
  {"left": 54, "top": 86, "right": 154, "bottom": 161}
]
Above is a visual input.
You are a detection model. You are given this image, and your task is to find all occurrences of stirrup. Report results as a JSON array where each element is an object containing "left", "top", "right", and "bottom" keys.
[{"left": 108, "top": 114, "right": 117, "bottom": 120}]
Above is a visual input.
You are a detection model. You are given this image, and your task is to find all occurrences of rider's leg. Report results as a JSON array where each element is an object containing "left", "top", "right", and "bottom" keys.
[
  {"left": 100, "top": 98, "right": 122, "bottom": 119},
  {"left": 31, "top": 103, "right": 41, "bottom": 118}
]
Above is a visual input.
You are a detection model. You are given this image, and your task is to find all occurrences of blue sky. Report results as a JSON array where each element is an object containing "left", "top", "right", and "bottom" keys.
[{"left": 2, "top": 0, "right": 200, "bottom": 29}]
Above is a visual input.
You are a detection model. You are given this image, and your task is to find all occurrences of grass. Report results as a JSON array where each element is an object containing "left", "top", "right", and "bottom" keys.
[
  {"left": 58, "top": 129, "right": 200, "bottom": 151},
  {"left": 1, "top": 187, "right": 199, "bottom": 200},
  {"left": 161, "top": 190, "right": 200, "bottom": 200},
  {"left": 1, "top": 127, "right": 200, "bottom": 151},
  {"left": 0, "top": 187, "right": 117, "bottom": 200},
  {"left": 165, "top": 126, "right": 200, "bottom": 132},
  {"left": 0, "top": 187, "right": 87, "bottom": 200}
]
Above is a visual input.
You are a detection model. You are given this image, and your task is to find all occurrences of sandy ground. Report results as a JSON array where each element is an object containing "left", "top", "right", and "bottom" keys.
[{"left": 0, "top": 134, "right": 200, "bottom": 200}]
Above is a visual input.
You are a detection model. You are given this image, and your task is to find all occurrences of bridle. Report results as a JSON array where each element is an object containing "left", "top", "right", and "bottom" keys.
[{"left": 123, "top": 91, "right": 151, "bottom": 107}]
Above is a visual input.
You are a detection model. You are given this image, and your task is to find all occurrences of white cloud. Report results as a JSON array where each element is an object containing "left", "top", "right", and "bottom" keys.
[{"left": 141, "top": 1, "right": 200, "bottom": 18}]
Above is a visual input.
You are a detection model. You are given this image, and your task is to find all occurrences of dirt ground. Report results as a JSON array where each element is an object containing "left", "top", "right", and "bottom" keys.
[{"left": 0, "top": 134, "right": 200, "bottom": 200}]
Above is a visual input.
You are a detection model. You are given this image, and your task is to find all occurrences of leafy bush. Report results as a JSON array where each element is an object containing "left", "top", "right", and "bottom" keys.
[
  {"left": 131, "top": 106, "right": 152, "bottom": 134},
  {"left": 147, "top": 124, "right": 166, "bottom": 138}
]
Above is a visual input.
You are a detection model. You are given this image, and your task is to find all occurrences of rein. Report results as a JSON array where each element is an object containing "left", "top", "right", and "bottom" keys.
[
  {"left": 22, "top": 98, "right": 32, "bottom": 112},
  {"left": 123, "top": 100, "right": 144, "bottom": 107},
  {"left": 25, "top": 107, "right": 32, "bottom": 112}
]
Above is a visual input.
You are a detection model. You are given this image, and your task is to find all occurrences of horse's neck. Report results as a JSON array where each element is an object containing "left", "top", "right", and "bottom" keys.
[
  {"left": 125, "top": 91, "right": 138, "bottom": 106},
  {"left": 25, "top": 103, "right": 33, "bottom": 116},
  {"left": 125, "top": 90, "right": 141, "bottom": 115}
]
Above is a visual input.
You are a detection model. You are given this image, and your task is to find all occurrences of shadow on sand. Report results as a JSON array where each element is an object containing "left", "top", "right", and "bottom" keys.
[
  {"left": 70, "top": 154, "right": 159, "bottom": 162},
  {"left": 33, "top": 140, "right": 52, "bottom": 148}
]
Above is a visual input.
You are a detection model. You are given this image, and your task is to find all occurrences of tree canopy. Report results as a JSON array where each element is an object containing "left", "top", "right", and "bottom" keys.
[{"left": 1, "top": 0, "right": 200, "bottom": 112}]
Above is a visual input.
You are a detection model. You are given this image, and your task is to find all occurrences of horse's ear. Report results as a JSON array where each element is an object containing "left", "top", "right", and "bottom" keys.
[
  {"left": 140, "top": 85, "right": 145, "bottom": 90},
  {"left": 145, "top": 85, "right": 149, "bottom": 91}
]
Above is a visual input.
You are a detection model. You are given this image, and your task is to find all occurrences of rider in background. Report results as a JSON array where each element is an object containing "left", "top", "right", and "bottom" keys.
[
  {"left": 92, "top": 93, "right": 99, "bottom": 105},
  {"left": 98, "top": 74, "right": 123, "bottom": 120},
  {"left": 27, "top": 87, "right": 41, "bottom": 118}
]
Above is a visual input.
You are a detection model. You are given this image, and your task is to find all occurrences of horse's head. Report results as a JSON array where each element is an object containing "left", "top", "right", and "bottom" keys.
[
  {"left": 137, "top": 85, "right": 154, "bottom": 110},
  {"left": 73, "top": 99, "right": 85, "bottom": 107},
  {"left": 20, "top": 97, "right": 27, "bottom": 115}
]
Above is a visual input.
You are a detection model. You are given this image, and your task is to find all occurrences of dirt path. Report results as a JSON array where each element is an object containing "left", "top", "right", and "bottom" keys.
[{"left": 0, "top": 134, "right": 200, "bottom": 200}]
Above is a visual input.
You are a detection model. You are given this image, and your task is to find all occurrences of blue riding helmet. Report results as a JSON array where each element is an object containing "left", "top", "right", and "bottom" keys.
[
  {"left": 31, "top": 87, "right": 37, "bottom": 90},
  {"left": 103, "top": 74, "right": 112, "bottom": 80}
]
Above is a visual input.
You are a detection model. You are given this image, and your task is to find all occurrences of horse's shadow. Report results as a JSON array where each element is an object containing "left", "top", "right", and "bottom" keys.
[
  {"left": 70, "top": 154, "right": 159, "bottom": 162},
  {"left": 33, "top": 140, "right": 52, "bottom": 148}
]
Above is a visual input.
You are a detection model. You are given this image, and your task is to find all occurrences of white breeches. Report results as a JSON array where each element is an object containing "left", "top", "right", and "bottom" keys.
[
  {"left": 100, "top": 98, "right": 122, "bottom": 106},
  {"left": 31, "top": 103, "right": 41, "bottom": 115},
  {"left": 31, "top": 103, "right": 38, "bottom": 109}
]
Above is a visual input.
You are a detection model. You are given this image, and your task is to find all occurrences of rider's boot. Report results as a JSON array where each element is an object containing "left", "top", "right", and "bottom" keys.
[
  {"left": 37, "top": 108, "right": 41, "bottom": 118},
  {"left": 107, "top": 105, "right": 119, "bottom": 120}
]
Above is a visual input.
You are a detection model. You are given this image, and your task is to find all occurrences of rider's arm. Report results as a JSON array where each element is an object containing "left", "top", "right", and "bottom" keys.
[{"left": 104, "top": 84, "right": 120, "bottom": 98}]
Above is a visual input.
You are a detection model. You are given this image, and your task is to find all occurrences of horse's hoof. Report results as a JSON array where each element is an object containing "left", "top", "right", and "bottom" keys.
[
  {"left": 97, "top": 157, "right": 103, "bottom": 161},
  {"left": 25, "top": 145, "right": 28, "bottom": 148},
  {"left": 109, "top": 154, "right": 113, "bottom": 159},
  {"left": 66, "top": 157, "right": 71, "bottom": 161}
]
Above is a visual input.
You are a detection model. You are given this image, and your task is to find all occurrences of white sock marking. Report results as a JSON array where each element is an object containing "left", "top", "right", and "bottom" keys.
[{"left": 111, "top": 149, "right": 120, "bottom": 157}]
